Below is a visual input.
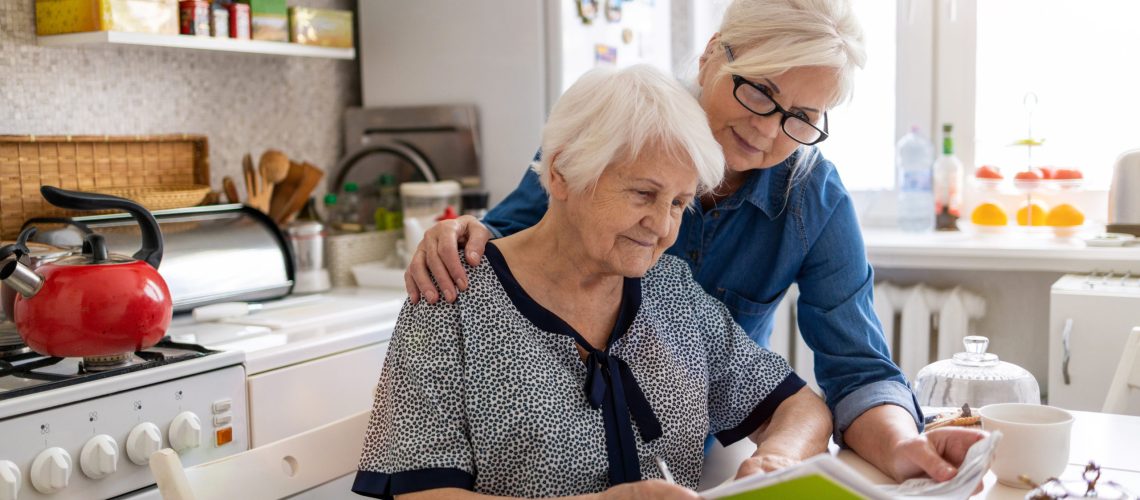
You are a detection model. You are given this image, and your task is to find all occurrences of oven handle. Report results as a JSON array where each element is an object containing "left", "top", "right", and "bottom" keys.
[{"left": 1061, "top": 318, "right": 1073, "bottom": 385}]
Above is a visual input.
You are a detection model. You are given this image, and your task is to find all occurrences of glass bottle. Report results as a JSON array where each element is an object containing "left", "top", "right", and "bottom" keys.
[
  {"left": 373, "top": 174, "right": 403, "bottom": 231},
  {"left": 934, "top": 123, "right": 964, "bottom": 230}
]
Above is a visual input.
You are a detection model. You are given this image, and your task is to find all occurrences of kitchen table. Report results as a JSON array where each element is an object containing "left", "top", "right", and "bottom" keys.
[
  {"left": 701, "top": 409, "right": 1140, "bottom": 498},
  {"left": 834, "top": 410, "right": 1140, "bottom": 499}
]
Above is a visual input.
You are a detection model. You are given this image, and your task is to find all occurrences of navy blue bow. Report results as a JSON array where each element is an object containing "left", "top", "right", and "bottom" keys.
[{"left": 584, "top": 350, "right": 663, "bottom": 486}]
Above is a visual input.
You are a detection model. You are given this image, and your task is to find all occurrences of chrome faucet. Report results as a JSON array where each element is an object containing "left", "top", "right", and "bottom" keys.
[{"left": 330, "top": 140, "right": 439, "bottom": 191}]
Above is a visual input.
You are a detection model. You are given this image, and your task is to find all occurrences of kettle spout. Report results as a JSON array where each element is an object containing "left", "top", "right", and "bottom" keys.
[{"left": 0, "top": 260, "right": 44, "bottom": 298}]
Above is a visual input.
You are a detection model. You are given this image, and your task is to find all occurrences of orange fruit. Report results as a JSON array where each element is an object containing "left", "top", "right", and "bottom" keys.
[
  {"left": 1017, "top": 201, "right": 1049, "bottom": 226},
  {"left": 971, "top": 203, "right": 1008, "bottom": 226},
  {"left": 1045, "top": 204, "right": 1084, "bottom": 227}
]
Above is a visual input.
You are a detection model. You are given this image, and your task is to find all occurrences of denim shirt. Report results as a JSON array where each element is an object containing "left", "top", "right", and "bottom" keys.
[{"left": 482, "top": 150, "right": 922, "bottom": 446}]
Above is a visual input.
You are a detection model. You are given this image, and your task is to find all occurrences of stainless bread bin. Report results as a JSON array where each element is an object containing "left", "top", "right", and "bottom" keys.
[{"left": 24, "top": 204, "right": 294, "bottom": 313}]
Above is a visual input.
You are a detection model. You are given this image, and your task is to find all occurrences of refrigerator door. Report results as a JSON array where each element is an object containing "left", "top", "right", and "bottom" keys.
[{"left": 548, "top": 0, "right": 673, "bottom": 102}]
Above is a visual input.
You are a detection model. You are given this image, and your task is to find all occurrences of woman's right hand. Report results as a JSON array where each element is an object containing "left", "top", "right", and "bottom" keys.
[
  {"left": 404, "top": 215, "right": 493, "bottom": 304},
  {"left": 596, "top": 480, "right": 699, "bottom": 500}
]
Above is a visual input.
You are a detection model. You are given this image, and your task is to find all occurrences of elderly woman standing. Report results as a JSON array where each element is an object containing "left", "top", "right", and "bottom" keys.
[
  {"left": 352, "top": 65, "right": 830, "bottom": 499},
  {"left": 406, "top": 0, "right": 985, "bottom": 486}
]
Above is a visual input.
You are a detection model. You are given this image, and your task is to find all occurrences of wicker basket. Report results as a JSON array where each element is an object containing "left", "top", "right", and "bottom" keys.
[
  {"left": 89, "top": 184, "right": 212, "bottom": 212},
  {"left": 0, "top": 134, "right": 210, "bottom": 240},
  {"left": 325, "top": 230, "right": 400, "bottom": 287}
]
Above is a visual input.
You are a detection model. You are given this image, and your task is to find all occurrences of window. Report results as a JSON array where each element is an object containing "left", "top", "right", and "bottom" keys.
[
  {"left": 974, "top": 0, "right": 1140, "bottom": 189},
  {"left": 819, "top": 0, "right": 897, "bottom": 191}
]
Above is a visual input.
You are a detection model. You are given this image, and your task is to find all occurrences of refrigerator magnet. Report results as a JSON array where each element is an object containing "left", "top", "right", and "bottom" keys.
[
  {"left": 595, "top": 44, "right": 618, "bottom": 65},
  {"left": 621, "top": 28, "right": 634, "bottom": 44},
  {"left": 605, "top": 0, "right": 623, "bottom": 23},
  {"left": 578, "top": 0, "right": 599, "bottom": 24}
]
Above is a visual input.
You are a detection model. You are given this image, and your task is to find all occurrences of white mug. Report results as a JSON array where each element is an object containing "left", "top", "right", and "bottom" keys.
[{"left": 979, "top": 403, "right": 1074, "bottom": 488}]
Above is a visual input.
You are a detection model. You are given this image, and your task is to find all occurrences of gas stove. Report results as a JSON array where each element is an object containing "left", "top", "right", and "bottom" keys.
[{"left": 0, "top": 340, "right": 248, "bottom": 500}]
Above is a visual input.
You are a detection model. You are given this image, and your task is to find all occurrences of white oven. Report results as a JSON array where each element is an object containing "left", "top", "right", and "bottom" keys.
[
  {"left": 0, "top": 347, "right": 249, "bottom": 500},
  {"left": 166, "top": 288, "right": 406, "bottom": 498},
  {"left": 1049, "top": 273, "right": 1140, "bottom": 414}
]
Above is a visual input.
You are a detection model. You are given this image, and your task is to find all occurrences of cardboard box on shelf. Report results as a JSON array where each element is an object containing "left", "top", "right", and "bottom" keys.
[
  {"left": 288, "top": 7, "right": 353, "bottom": 48},
  {"left": 36, "top": 0, "right": 179, "bottom": 35},
  {"left": 240, "top": 0, "right": 286, "bottom": 42}
]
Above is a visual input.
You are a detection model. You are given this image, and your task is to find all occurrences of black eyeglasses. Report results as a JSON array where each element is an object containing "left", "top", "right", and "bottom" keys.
[{"left": 723, "top": 45, "right": 829, "bottom": 146}]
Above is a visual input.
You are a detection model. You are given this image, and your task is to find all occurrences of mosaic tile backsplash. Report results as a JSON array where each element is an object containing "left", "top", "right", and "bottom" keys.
[{"left": 0, "top": 0, "right": 360, "bottom": 195}]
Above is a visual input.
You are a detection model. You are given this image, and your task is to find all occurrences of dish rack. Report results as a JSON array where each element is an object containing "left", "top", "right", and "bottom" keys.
[{"left": 0, "top": 134, "right": 211, "bottom": 240}]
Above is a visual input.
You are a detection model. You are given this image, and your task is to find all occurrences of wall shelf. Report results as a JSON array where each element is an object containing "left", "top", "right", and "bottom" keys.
[{"left": 37, "top": 31, "right": 355, "bottom": 60}]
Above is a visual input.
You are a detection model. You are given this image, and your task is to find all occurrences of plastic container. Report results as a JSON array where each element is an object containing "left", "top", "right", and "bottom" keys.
[
  {"left": 913, "top": 336, "right": 1040, "bottom": 409},
  {"left": 896, "top": 127, "right": 935, "bottom": 232},
  {"left": 399, "top": 181, "right": 461, "bottom": 264}
]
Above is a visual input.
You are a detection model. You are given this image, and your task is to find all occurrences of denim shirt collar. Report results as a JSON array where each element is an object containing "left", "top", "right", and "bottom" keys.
[{"left": 722, "top": 154, "right": 793, "bottom": 220}]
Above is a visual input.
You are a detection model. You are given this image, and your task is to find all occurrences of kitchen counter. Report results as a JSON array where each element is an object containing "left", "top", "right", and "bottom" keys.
[
  {"left": 863, "top": 228, "right": 1140, "bottom": 273},
  {"left": 167, "top": 288, "right": 406, "bottom": 375}
]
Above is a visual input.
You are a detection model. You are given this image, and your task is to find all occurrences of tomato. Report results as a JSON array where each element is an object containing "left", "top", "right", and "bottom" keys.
[
  {"left": 1053, "top": 169, "right": 1083, "bottom": 180},
  {"left": 975, "top": 165, "right": 1003, "bottom": 179},
  {"left": 1014, "top": 169, "right": 1043, "bottom": 181}
]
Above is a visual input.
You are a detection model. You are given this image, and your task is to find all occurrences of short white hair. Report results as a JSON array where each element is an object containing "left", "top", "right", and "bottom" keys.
[
  {"left": 532, "top": 65, "right": 724, "bottom": 196},
  {"left": 718, "top": 0, "right": 866, "bottom": 107}
]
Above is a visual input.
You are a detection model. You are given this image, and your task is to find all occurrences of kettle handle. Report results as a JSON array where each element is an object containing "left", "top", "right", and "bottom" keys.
[{"left": 39, "top": 186, "right": 164, "bottom": 269}]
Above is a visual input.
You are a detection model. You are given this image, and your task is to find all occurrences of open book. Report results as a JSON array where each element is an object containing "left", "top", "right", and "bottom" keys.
[{"left": 699, "top": 432, "right": 1001, "bottom": 500}]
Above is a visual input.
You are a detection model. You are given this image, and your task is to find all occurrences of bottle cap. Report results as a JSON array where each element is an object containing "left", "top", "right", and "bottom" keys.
[
  {"left": 344, "top": 182, "right": 359, "bottom": 193},
  {"left": 323, "top": 193, "right": 338, "bottom": 205},
  {"left": 377, "top": 173, "right": 397, "bottom": 186}
]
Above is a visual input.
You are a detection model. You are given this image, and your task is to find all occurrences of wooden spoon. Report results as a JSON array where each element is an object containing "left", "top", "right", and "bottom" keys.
[
  {"left": 258, "top": 150, "right": 290, "bottom": 209},
  {"left": 222, "top": 176, "right": 241, "bottom": 204}
]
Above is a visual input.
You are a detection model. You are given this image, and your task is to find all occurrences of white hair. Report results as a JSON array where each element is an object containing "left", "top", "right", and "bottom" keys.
[
  {"left": 711, "top": 0, "right": 866, "bottom": 192},
  {"left": 718, "top": 0, "right": 866, "bottom": 108},
  {"left": 531, "top": 65, "right": 724, "bottom": 197}
]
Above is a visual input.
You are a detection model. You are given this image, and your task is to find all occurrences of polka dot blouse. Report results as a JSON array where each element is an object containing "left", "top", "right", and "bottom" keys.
[{"left": 352, "top": 243, "right": 805, "bottom": 499}]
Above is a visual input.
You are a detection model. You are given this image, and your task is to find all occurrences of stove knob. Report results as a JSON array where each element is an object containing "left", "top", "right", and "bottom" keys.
[
  {"left": 30, "top": 447, "right": 71, "bottom": 494},
  {"left": 168, "top": 412, "right": 202, "bottom": 453},
  {"left": 80, "top": 434, "right": 119, "bottom": 479},
  {"left": 0, "top": 460, "right": 20, "bottom": 500},
  {"left": 126, "top": 422, "right": 163, "bottom": 465}
]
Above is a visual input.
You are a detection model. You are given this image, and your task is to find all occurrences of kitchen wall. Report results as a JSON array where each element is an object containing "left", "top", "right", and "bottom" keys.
[{"left": 0, "top": 0, "right": 359, "bottom": 193}]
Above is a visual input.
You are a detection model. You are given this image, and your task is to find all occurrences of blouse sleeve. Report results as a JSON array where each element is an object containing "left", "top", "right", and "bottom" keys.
[
  {"left": 686, "top": 266, "right": 807, "bottom": 446},
  {"left": 352, "top": 298, "right": 474, "bottom": 499}
]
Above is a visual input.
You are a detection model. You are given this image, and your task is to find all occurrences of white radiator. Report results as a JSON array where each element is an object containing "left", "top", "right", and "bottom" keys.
[{"left": 769, "top": 283, "right": 986, "bottom": 388}]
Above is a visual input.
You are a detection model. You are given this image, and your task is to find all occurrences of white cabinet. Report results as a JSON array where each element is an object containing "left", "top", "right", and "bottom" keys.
[
  {"left": 1049, "top": 274, "right": 1140, "bottom": 413},
  {"left": 246, "top": 342, "right": 389, "bottom": 447}
]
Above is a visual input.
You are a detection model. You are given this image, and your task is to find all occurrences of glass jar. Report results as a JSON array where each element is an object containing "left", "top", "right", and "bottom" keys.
[
  {"left": 399, "top": 181, "right": 461, "bottom": 264},
  {"left": 913, "top": 335, "right": 1040, "bottom": 409}
]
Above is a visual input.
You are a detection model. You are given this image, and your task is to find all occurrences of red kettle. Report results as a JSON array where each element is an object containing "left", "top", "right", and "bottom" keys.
[{"left": 0, "top": 186, "right": 172, "bottom": 358}]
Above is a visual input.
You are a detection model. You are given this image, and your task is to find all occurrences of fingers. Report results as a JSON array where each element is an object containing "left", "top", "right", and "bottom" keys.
[
  {"left": 928, "top": 428, "right": 987, "bottom": 468},
  {"left": 434, "top": 225, "right": 469, "bottom": 294},
  {"left": 406, "top": 246, "right": 439, "bottom": 304},
  {"left": 902, "top": 438, "right": 958, "bottom": 482},
  {"left": 463, "top": 217, "right": 493, "bottom": 268},
  {"left": 424, "top": 245, "right": 459, "bottom": 302}
]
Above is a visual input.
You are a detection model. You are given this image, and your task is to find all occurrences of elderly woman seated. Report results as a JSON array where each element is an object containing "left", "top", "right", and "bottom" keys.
[{"left": 352, "top": 65, "right": 831, "bottom": 500}]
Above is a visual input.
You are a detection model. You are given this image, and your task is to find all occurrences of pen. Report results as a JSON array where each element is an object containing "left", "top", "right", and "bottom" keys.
[{"left": 654, "top": 456, "right": 675, "bottom": 484}]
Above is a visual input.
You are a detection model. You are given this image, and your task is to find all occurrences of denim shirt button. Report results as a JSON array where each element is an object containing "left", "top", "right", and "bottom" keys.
[
  {"left": 711, "top": 211, "right": 720, "bottom": 218},
  {"left": 688, "top": 251, "right": 699, "bottom": 262}
]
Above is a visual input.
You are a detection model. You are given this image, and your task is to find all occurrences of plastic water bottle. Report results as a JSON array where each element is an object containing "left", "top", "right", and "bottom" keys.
[{"left": 896, "top": 126, "right": 935, "bottom": 232}]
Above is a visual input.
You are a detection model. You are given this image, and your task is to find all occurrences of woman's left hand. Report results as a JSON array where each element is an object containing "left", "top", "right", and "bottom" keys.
[
  {"left": 890, "top": 428, "right": 987, "bottom": 489},
  {"left": 735, "top": 453, "right": 801, "bottom": 479}
]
